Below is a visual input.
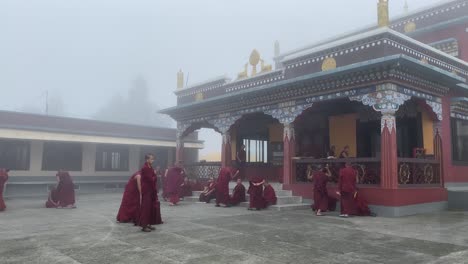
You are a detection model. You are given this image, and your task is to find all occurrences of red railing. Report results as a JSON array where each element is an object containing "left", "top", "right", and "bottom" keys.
[
  {"left": 397, "top": 158, "right": 441, "bottom": 185},
  {"left": 184, "top": 162, "right": 221, "bottom": 182}
]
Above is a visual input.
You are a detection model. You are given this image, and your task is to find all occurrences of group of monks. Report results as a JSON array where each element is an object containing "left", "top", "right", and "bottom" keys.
[
  {"left": 309, "top": 162, "right": 375, "bottom": 217},
  {"left": 116, "top": 154, "right": 163, "bottom": 232}
]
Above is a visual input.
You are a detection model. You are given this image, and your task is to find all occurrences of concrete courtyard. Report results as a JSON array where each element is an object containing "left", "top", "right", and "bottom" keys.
[{"left": 1, "top": 194, "right": 468, "bottom": 264}]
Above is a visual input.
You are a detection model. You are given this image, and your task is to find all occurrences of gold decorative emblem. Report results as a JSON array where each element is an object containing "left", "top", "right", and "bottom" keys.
[
  {"left": 237, "top": 49, "right": 272, "bottom": 80},
  {"left": 399, "top": 163, "right": 411, "bottom": 184},
  {"left": 404, "top": 22, "right": 416, "bottom": 33},
  {"left": 421, "top": 58, "right": 429, "bottom": 64},
  {"left": 423, "top": 164, "right": 434, "bottom": 183},
  {"left": 195, "top": 92, "right": 204, "bottom": 101},
  {"left": 321, "top": 58, "right": 337, "bottom": 71}
]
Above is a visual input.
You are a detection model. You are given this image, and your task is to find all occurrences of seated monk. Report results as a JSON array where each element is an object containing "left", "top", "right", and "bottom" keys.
[
  {"left": 116, "top": 171, "right": 141, "bottom": 224},
  {"left": 199, "top": 178, "right": 216, "bottom": 203},
  {"left": 354, "top": 191, "right": 376, "bottom": 217},
  {"left": 0, "top": 169, "right": 9, "bottom": 212},
  {"left": 45, "top": 187, "right": 59, "bottom": 208},
  {"left": 56, "top": 170, "right": 76, "bottom": 209},
  {"left": 263, "top": 182, "right": 277, "bottom": 207},
  {"left": 178, "top": 176, "right": 192, "bottom": 200},
  {"left": 247, "top": 175, "right": 265, "bottom": 210},
  {"left": 339, "top": 145, "right": 350, "bottom": 159},
  {"left": 230, "top": 178, "right": 246, "bottom": 206}
]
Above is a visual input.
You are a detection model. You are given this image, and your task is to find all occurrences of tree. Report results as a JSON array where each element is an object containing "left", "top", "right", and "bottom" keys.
[{"left": 93, "top": 76, "right": 173, "bottom": 127}]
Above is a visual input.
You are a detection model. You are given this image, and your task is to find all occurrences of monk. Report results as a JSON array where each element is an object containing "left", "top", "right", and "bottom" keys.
[
  {"left": 165, "top": 165, "right": 184, "bottom": 206},
  {"left": 216, "top": 168, "right": 238, "bottom": 207},
  {"left": 138, "top": 154, "right": 158, "bottom": 232},
  {"left": 45, "top": 187, "right": 59, "bottom": 208},
  {"left": 230, "top": 178, "right": 246, "bottom": 206},
  {"left": 116, "top": 171, "right": 141, "bottom": 223},
  {"left": 354, "top": 191, "right": 376, "bottom": 217},
  {"left": 309, "top": 166, "right": 331, "bottom": 216},
  {"left": 247, "top": 175, "right": 265, "bottom": 210},
  {"left": 339, "top": 145, "right": 350, "bottom": 158},
  {"left": 237, "top": 144, "right": 247, "bottom": 180},
  {"left": 263, "top": 182, "right": 277, "bottom": 207},
  {"left": 0, "top": 168, "right": 9, "bottom": 212},
  {"left": 199, "top": 178, "right": 216, "bottom": 203},
  {"left": 162, "top": 168, "right": 169, "bottom": 201},
  {"left": 151, "top": 168, "right": 163, "bottom": 226},
  {"left": 337, "top": 162, "right": 357, "bottom": 217},
  {"left": 178, "top": 177, "right": 192, "bottom": 200},
  {"left": 56, "top": 170, "right": 76, "bottom": 209}
]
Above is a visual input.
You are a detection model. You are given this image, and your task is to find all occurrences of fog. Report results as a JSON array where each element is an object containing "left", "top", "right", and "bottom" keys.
[{"left": 0, "top": 0, "right": 443, "bottom": 157}]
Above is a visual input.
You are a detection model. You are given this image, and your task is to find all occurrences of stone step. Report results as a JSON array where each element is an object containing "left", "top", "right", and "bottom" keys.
[
  {"left": 448, "top": 190, "right": 468, "bottom": 211},
  {"left": 269, "top": 203, "right": 312, "bottom": 211},
  {"left": 191, "top": 189, "right": 292, "bottom": 197},
  {"left": 183, "top": 195, "right": 302, "bottom": 205}
]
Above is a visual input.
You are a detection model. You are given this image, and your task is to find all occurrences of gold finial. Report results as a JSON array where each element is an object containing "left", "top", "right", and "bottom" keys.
[
  {"left": 404, "top": 0, "right": 409, "bottom": 14},
  {"left": 378, "top": 0, "right": 390, "bottom": 28},
  {"left": 249, "top": 49, "right": 260, "bottom": 76},
  {"left": 274, "top": 41, "right": 280, "bottom": 57},
  {"left": 237, "top": 63, "right": 248, "bottom": 79},
  {"left": 260, "top": 59, "right": 272, "bottom": 73},
  {"left": 177, "top": 69, "right": 184, "bottom": 89}
]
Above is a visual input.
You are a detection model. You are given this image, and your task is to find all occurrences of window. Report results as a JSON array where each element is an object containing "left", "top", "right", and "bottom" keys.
[
  {"left": 451, "top": 118, "right": 468, "bottom": 163},
  {"left": 243, "top": 139, "right": 268, "bottom": 163},
  {"left": 96, "top": 145, "right": 129, "bottom": 171},
  {"left": 0, "top": 140, "right": 30, "bottom": 170},
  {"left": 42, "top": 142, "right": 83, "bottom": 171}
]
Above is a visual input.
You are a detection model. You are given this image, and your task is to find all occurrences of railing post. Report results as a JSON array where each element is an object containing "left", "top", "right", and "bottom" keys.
[{"left": 380, "top": 110, "right": 398, "bottom": 189}]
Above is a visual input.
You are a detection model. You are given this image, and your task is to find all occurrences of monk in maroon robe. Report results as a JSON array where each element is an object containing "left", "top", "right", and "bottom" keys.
[
  {"left": 0, "top": 169, "right": 9, "bottom": 212},
  {"left": 248, "top": 175, "right": 265, "bottom": 210},
  {"left": 337, "top": 163, "right": 357, "bottom": 217},
  {"left": 237, "top": 144, "right": 247, "bottom": 180},
  {"left": 56, "top": 171, "right": 76, "bottom": 208},
  {"left": 165, "top": 166, "right": 184, "bottom": 206},
  {"left": 230, "top": 178, "right": 246, "bottom": 206},
  {"left": 178, "top": 177, "right": 192, "bottom": 200},
  {"left": 116, "top": 171, "right": 141, "bottom": 223},
  {"left": 45, "top": 187, "right": 59, "bottom": 208},
  {"left": 263, "top": 182, "right": 277, "bottom": 207},
  {"left": 354, "top": 191, "right": 376, "bottom": 216},
  {"left": 151, "top": 170, "right": 163, "bottom": 225},
  {"left": 138, "top": 154, "right": 158, "bottom": 232},
  {"left": 310, "top": 167, "right": 331, "bottom": 216},
  {"left": 199, "top": 178, "right": 216, "bottom": 203},
  {"left": 216, "top": 168, "right": 238, "bottom": 207}
]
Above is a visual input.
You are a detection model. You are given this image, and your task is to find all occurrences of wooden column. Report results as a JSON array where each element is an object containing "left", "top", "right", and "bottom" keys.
[
  {"left": 282, "top": 123, "right": 295, "bottom": 185},
  {"left": 433, "top": 123, "right": 444, "bottom": 186},
  {"left": 221, "top": 133, "right": 232, "bottom": 167},
  {"left": 380, "top": 111, "right": 398, "bottom": 189}
]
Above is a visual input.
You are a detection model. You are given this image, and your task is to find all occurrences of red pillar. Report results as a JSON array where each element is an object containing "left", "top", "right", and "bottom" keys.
[
  {"left": 176, "top": 138, "right": 184, "bottom": 165},
  {"left": 221, "top": 133, "right": 232, "bottom": 167},
  {"left": 380, "top": 112, "right": 398, "bottom": 189},
  {"left": 283, "top": 123, "right": 295, "bottom": 185}
]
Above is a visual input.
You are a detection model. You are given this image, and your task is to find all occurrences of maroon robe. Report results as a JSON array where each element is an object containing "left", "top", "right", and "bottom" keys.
[
  {"left": 263, "top": 185, "right": 277, "bottom": 206},
  {"left": 56, "top": 171, "right": 75, "bottom": 207},
  {"left": 139, "top": 163, "right": 156, "bottom": 227},
  {"left": 354, "top": 191, "right": 372, "bottom": 216},
  {"left": 116, "top": 171, "right": 141, "bottom": 223},
  {"left": 338, "top": 166, "right": 357, "bottom": 215},
  {"left": 312, "top": 171, "right": 329, "bottom": 211},
  {"left": 166, "top": 167, "right": 184, "bottom": 205},
  {"left": 230, "top": 183, "right": 246, "bottom": 206},
  {"left": 248, "top": 176, "right": 265, "bottom": 209},
  {"left": 45, "top": 187, "right": 59, "bottom": 208},
  {"left": 0, "top": 169, "right": 8, "bottom": 211},
  {"left": 216, "top": 168, "right": 232, "bottom": 205},
  {"left": 178, "top": 179, "right": 192, "bottom": 198},
  {"left": 199, "top": 182, "right": 216, "bottom": 203}
]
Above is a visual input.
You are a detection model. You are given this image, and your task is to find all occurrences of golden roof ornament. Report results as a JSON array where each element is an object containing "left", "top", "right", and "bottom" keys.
[
  {"left": 378, "top": 0, "right": 390, "bottom": 28},
  {"left": 177, "top": 69, "right": 184, "bottom": 89},
  {"left": 404, "top": 21, "right": 416, "bottom": 33},
  {"left": 236, "top": 49, "right": 272, "bottom": 80},
  {"left": 322, "top": 57, "right": 337, "bottom": 71},
  {"left": 249, "top": 49, "right": 261, "bottom": 76}
]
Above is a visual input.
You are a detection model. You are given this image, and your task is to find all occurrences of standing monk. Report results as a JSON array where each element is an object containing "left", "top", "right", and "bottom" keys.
[
  {"left": 248, "top": 175, "right": 265, "bottom": 210},
  {"left": 138, "top": 154, "right": 157, "bottom": 232},
  {"left": 337, "top": 162, "right": 357, "bottom": 217},
  {"left": 56, "top": 171, "right": 76, "bottom": 209},
  {"left": 230, "top": 178, "right": 246, "bottom": 206},
  {"left": 0, "top": 169, "right": 9, "bottom": 212},
  {"left": 310, "top": 166, "right": 331, "bottom": 216},
  {"left": 237, "top": 144, "right": 247, "bottom": 180},
  {"left": 165, "top": 165, "right": 184, "bottom": 206},
  {"left": 215, "top": 168, "right": 238, "bottom": 208},
  {"left": 116, "top": 171, "right": 141, "bottom": 224},
  {"left": 151, "top": 166, "right": 163, "bottom": 225}
]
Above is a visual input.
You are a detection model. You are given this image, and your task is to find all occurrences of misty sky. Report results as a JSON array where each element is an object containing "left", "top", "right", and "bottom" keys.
[{"left": 0, "top": 0, "right": 444, "bottom": 156}]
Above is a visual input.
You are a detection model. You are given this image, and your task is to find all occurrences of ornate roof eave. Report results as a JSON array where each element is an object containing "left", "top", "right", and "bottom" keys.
[
  {"left": 160, "top": 55, "right": 464, "bottom": 120},
  {"left": 405, "top": 15, "right": 468, "bottom": 38}
]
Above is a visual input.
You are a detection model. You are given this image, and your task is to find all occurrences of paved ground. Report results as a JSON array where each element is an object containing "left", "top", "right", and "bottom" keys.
[{"left": 1, "top": 194, "right": 468, "bottom": 264}]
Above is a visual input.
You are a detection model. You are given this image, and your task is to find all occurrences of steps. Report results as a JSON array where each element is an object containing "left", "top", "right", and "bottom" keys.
[{"left": 181, "top": 182, "right": 310, "bottom": 211}]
